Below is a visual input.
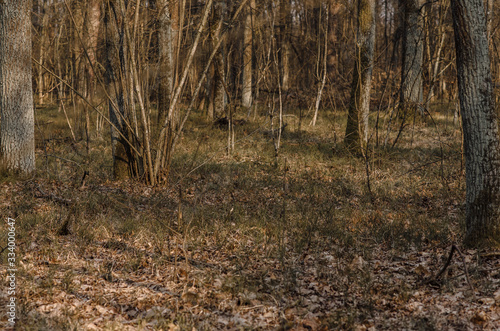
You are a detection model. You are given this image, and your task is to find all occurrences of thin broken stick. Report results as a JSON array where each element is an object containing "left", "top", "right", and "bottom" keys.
[{"left": 429, "top": 245, "right": 476, "bottom": 299}]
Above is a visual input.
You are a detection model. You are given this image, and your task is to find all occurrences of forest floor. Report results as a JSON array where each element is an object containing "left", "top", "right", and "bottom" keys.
[{"left": 1, "top": 105, "right": 500, "bottom": 330}]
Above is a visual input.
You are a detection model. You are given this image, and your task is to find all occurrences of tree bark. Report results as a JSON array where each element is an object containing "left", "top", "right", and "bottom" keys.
[
  {"left": 400, "top": 0, "right": 424, "bottom": 114},
  {"left": 241, "top": 0, "right": 254, "bottom": 109},
  {"left": 344, "top": 0, "right": 376, "bottom": 154},
  {"left": 86, "top": 0, "right": 101, "bottom": 100},
  {"left": 279, "top": 0, "right": 290, "bottom": 93},
  {"left": 0, "top": 0, "right": 35, "bottom": 174},
  {"left": 105, "top": 0, "right": 131, "bottom": 179},
  {"left": 157, "top": 0, "right": 174, "bottom": 125},
  {"left": 210, "top": 1, "right": 226, "bottom": 119},
  {"left": 451, "top": 0, "right": 500, "bottom": 248}
]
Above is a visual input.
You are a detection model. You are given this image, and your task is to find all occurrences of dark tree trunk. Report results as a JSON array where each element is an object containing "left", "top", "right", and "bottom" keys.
[
  {"left": 105, "top": 0, "right": 131, "bottom": 179},
  {"left": 400, "top": 0, "right": 424, "bottom": 114}
]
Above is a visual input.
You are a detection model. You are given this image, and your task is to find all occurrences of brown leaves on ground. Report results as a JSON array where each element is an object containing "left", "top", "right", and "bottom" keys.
[
  {"left": 1, "top": 114, "right": 499, "bottom": 329},
  {"left": 0, "top": 178, "right": 499, "bottom": 330}
]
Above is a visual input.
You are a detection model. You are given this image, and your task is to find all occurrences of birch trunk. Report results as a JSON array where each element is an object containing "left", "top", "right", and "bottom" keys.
[
  {"left": 0, "top": 0, "right": 35, "bottom": 174},
  {"left": 451, "top": 0, "right": 500, "bottom": 248}
]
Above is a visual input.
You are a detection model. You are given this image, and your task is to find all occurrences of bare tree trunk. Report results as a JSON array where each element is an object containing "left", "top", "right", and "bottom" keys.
[
  {"left": 105, "top": 0, "right": 131, "bottom": 179},
  {"left": 400, "top": 0, "right": 424, "bottom": 115},
  {"left": 426, "top": 1, "right": 448, "bottom": 108},
  {"left": 486, "top": 0, "right": 493, "bottom": 39},
  {"left": 157, "top": 0, "right": 174, "bottom": 125},
  {"left": 344, "top": 0, "right": 376, "bottom": 154},
  {"left": 279, "top": 0, "right": 290, "bottom": 93},
  {"left": 451, "top": 0, "right": 500, "bottom": 248},
  {"left": 210, "top": 1, "right": 226, "bottom": 119},
  {"left": 38, "top": 6, "right": 48, "bottom": 105},
  {"left": 87, "top": 0, "right": 101, "bottom": 101},
  {"left": 153, "top": 0, "right": 214, "bottom": 180},
  {"left": 241, "top": 0, "right": 254, "bottom": 109},
  {"left": 171, "top": 0, "right": 181, "bottom": 89},
  {"left": 0, "top": 0, "right": 35, "bottom": 174},
  {"left": 311, "top": 4, "right": 329, "bottom": 127}
]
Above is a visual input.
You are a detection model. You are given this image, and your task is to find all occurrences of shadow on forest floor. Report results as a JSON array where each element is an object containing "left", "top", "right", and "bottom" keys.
[{"left": 1, "top": 107, "right": 498, "bottom": 330}]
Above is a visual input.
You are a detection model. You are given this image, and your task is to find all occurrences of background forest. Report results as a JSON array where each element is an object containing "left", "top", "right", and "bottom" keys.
[{"left": 1, "top": 0, "right": 500, "bottom": 329}]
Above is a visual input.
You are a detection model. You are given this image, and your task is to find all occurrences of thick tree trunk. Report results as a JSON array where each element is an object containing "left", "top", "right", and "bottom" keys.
[
  {"left": 344, "top": 0, "right": 376, "bottom": 154},
  {"left": 451, "top": 0, "right": 500, "bottom": 248},
  {"left": 241, "top": 0, "right": 254, "bottom": 109},
  {"left": 400, "top": 0, "right": 424, "bottom": 114},
  {"left": 0, "top": 0, "right": 35, "bottom": 174}
]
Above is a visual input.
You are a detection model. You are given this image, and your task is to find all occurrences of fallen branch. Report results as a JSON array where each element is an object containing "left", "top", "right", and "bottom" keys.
[
  {"left": 35, "top": 185, "right": 73, "bottom": 206},
  {"left": 427, "top": 245, "right": 476, "bottom": 299}
]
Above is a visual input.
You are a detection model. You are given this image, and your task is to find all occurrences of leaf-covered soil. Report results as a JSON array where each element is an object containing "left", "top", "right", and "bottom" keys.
[{"left": 1, "top": 109, "right": 500, "bottom": 330}]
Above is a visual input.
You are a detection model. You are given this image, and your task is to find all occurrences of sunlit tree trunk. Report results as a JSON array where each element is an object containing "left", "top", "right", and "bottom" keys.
[
  {"left": 241, "top": 0, "right": 254, "bottom": 109},
  {"left": 344, "top": 0, "right": 376, "bottom": 154},
  {"left": 37, "top": 4, "right": 48, "bottom": 105},
  {"left": 87, "top": 0, "right": 101, "bottom": 100},
  {"left": 0, "top": 0, "right": 35, "bottom": 174},
  {"left": 451, "top": 0, "right": 500, "bottom": 248},
  {"left": 400, "top": 0, "right": 424, "bottom": 114},
  {"left": 485, "top": 0, "right": 493, "bottom": 39},
  {"left": 157, "top": 0, "right": 174, "bottom": 125}
]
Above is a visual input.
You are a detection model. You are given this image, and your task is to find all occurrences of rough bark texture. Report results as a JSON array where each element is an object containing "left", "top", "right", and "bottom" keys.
[
  {"left": 344, "top": 0, "right": 376, "bottom": 154},
  {"left": 0, "top": 0, "right": 35, "bottom": 174},
  {"left": 241, "top": 0, "right": 254, "bottom": 109},
  {"left": 451, "top": 0, "right": 500, "bottom": 248},
  {"left": 400, "top": 0, "right": 424, "bottom": 114}
]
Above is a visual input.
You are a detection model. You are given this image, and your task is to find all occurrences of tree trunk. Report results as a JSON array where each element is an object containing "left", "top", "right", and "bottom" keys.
[
  {"left": 0, "top": 0, "right": 35, "bottom": 174},
  {"left": 344, "top": 0, "right": 376, "bottom": 154},
  {"left": 279, "top": 0, "right": 290, "bottom": 93},
  {"left": 451, "top": 0, "right": 500, "bottom": 248},
  {"left": 486, "top": 0, "right": 493, "bottom": 39},
  {"left": 87, "top": 0, "right": 101, "bottom": 101},
  {"left": 105, "top": 0, "right": 131, "bottom": 180},
  {"left": 157, "top": 0, "right": 174, "bottom": 125},
  {"left": 210, "top": 1, "right": 226, "bottom": 119},
  {"left": 400, "top": 0, "right": 424, "bottom": 114},
  {"left": 241, "top": 0, "right": 254, "bottom": 109}
]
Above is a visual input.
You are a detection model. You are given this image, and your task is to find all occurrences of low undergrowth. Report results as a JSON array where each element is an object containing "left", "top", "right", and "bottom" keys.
[{"left": 1, "top": 105, "right": 499, "bottom": 330}]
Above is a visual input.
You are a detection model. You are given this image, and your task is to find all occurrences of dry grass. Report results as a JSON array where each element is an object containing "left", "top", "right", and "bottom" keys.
[{"left": 1, "top": 104, "right": 499, "bottom": 330}]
